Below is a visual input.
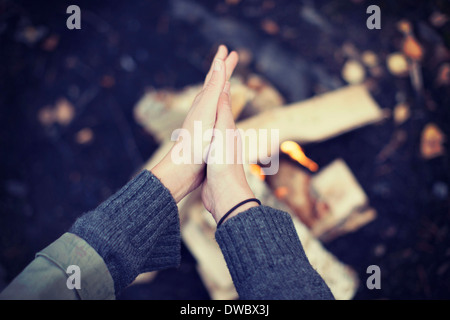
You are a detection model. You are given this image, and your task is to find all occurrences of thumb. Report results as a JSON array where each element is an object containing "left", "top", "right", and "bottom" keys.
[
  {"left": 213, "top": 82, "right": 244, "bottom": 165},
  {"left": 215, "top": 82, "right": 235, "bottom": 132}
]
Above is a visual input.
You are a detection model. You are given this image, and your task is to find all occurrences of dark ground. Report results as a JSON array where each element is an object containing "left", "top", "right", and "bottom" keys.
[{"left": 0, "top": 0, "right": 449, "bottom": 299}]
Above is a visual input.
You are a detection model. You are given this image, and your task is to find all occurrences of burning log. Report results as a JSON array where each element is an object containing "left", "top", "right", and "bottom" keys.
[
  {"left": 266, "top": 160, "right": 317, "bottom": 227},
  {"left": 267, "top": 156, "right": 376, "bottom": 242}
]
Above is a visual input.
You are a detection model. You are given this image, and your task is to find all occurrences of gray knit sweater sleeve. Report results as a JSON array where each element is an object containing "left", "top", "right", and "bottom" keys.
[
  {"left": 215, "top": 205, "right": 334, "bottom": 300},
  {"left": 69, "top": 170, "right": 180, "bottom": 295},
  {"left": 69, "top": 169, "right": 333, "bottom": 300}
]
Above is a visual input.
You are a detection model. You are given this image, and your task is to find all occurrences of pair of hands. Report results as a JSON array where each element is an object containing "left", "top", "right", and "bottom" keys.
[{"left": 151, "top": 45, "right": 258, "bottom": 225}]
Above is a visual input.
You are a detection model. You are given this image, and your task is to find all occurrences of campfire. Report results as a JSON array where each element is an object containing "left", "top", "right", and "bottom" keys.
[{"left": 133, "top": 75, "right": 385, "bottom": 300}]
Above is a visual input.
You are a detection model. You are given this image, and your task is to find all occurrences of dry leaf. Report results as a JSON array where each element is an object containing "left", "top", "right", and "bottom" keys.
[
  {"left": 402, "top": 35, "right": 424, "bottom": 61},
  {"left": 421, "top": 123, "right": 445, "bottom": 159},
  {"left": 430, "top": 11, "right": 449, "bottom": 28},
  {"left": 387, "top": 53, "right": 409, "bottom": 76},
  {"left": 101, "top": 75, "right": 115, "bottom": 88},
  {"left": 15, "top": 26, "right": 47, "bottom": 45},
  {"left": 393, "top": 103, "right": 410, "bottom": 125},
  {"left": 341, "top": 42, "right": 359, "bottom": 59},
  {"left": 54, "top": 98, "right": 75, "bottom": 126},
  {"left": 362, "top": 51, "right": 378, "bottom": 67},
  {"left": 342, "top": 59, "right": 365, "bottom": 84},
  {"left": 235, "top": 48, "right": 253, "bottom": 67},
  {"left": 261, "top": 19, "right": 279, "bottom": 35},
  {"left": 397, "top": 20, "right": 412, "bottom": 34},
  {"left": 75, "top": 128, "right": 94, "bottom": 144},
  {"left": 369, "top": 65, "right": 384, "bottom": 78},
  {"left": 436, "top": 63, "right": 450, "bottom": 86},
  {"left": 41, "top": 34, "right": 59, "bottom": 51},
  {"left": 38, "top": 106, "right": 55, "bottom": 126},
  {"left": 37, "top": 98, "right": 75, "bottom": 127}
]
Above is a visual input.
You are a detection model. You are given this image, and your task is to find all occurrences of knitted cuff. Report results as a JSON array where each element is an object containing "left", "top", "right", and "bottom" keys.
[
  {"left": 216, "top": 206, "right": 306, "bottom": 283},
  {"left": 215, "top": 206, "right": 334, "bottom": 299},
  {"left": 70, "top": 170, "right": 181, "bottom": 295}
]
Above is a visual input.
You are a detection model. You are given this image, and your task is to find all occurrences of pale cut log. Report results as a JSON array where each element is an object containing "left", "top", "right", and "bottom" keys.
[
  {"left": 237, "top": 84, "right": 384, "bottom": 162},
  {"left": 197, "top": 264, "right": 237, "bottom": 300},
  {"left": 311, "top": 159, "right": 368, "bottom": 222},
  {"left": 309, "top": 159, "right": 376, "bottom": 241},
  {"left": 182, "top": 206, "right": 238, "bottom": 300},
  {"left": 315, "top": 208, "right": 377, "bottom": 242}
]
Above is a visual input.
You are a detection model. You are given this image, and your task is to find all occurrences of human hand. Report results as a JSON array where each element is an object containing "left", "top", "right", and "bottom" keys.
[
  {"left": 151, "top": 45, "right": 239, "bottom": 203},
  {"left": 201, "top": 80, "right": 258, "bottom": 224}
]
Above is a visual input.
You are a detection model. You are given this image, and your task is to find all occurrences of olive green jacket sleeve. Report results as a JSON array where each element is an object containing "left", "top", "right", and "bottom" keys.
[{"left": 0, "top": 233, "right": 115, "bottom": 300}]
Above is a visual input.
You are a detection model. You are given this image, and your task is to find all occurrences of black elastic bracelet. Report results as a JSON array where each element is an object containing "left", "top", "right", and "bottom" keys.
[{"left": 217, "top": 198, "right": 261, "bottom": 227}]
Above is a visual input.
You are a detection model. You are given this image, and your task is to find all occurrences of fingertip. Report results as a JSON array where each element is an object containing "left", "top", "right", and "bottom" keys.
[
  {"left": 225, "top": 51, "right": 240, "bottom": 80},
  {"left": 228, "top": 50, "right": 239, "bottom": 62},
  {"left": 216, "top": 44, "right": 228, "bottom": 60},
  {"left": 203, "top": 45, "right": 229, "bottom": 88}
]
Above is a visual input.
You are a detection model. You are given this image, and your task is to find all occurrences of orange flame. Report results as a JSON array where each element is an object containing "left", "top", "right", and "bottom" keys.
[
  {"left": 280, "top": 141, "right": 319, "bottom": 172},
  {"left": 274, "top": 186, "right": 289, "bottom": 199},
  {"left": 249, "top": 164, "right": 265, "bottom": 181}
]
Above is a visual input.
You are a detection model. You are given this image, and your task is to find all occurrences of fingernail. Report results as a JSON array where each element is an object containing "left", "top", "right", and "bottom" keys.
[{"left": 214, "top": 59, "right": 222, "bottom": 71}]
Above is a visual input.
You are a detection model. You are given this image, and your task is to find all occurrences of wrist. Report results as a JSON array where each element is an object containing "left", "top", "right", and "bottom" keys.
[
  {"left": 151, "top": 154, "right": 202, "bottom": 203},
  {"left": 213, "top": 184, "right": 257, "bottom": 223},
  {"left": 218, "top": 200, "right": 259, "bottom": 226}
]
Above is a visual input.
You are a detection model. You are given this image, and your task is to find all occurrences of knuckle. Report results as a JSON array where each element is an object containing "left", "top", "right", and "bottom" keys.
[
  {"left": 192, "top": 91, "right": 203, "bottom": 105},
  {"left": 220, "top": 97, "right": 231, "bottom": 108},
  {"left": 204, "top": 82, "right": 217, "bottom": 93},
  {"left": 205, "top": 77, "right": 221, "bottom": 91}
]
